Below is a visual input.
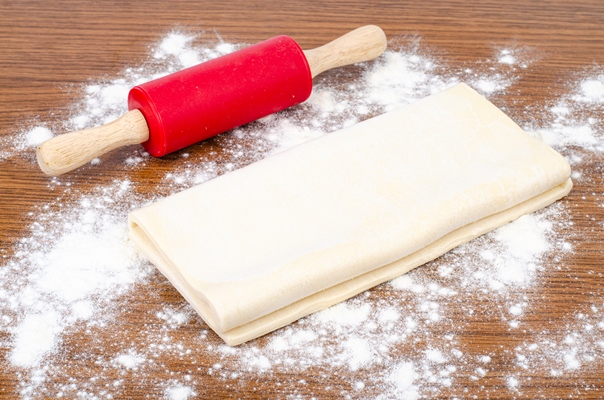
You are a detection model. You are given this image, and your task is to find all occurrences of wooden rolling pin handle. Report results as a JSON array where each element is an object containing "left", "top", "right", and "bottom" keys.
[
  {"left": 36, "top": 109, "right": 149, "bottom": 176},
  {"left": 303, "top": 25, "right": 387, "bottom": 78}
]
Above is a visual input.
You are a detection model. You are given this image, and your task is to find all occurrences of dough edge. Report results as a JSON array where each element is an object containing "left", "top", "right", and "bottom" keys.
[{"left": 129, "top": 178, "right": 572, "bottom": 346}]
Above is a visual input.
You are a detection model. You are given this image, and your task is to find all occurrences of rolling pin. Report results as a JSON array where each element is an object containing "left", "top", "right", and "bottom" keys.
[{"left": 36, "top": 25, "right": 387, "bottom": 176}]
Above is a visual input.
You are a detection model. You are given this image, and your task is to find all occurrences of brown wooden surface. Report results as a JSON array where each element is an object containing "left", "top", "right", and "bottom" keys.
[{"left": 1, "top": 0, "right": 603, "bottom": 398}]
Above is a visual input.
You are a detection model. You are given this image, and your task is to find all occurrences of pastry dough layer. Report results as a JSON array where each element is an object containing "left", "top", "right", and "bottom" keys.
[{"left": 129, "top": 83, "right": 572, "bottom": 345}]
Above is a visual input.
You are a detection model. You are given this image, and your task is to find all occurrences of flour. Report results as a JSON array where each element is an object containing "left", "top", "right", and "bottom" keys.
[
  {"left": 528, "top": 74, "right": 604, "bottom": 153},
  {"left": 10, "top": 311, "right": 62, "bottom": 368},
  {"left": 114, "top": 350, "right": 146, "bottom": 369},
  {"left": 575, "top": 77, "right": 604, "bottom": 103},
  {"left": 1, "top": 31, "right": 603, "bottom": 398},
  {"left": 507, "top": 376, "right": 520, "bottom": 389},
  {"left": 498, "top": 54, "right": 516, "bottom": 65},
  {"left": 3, "top": 180, "right": 150, "bottom": 377},
  {"left": 24, "top": 127, "right": 53, "bottom": 146},
  {"left": 165, "top": 384, "right": 195, "bottom": 400},
  {"left": 384, "top": 361, "right": 420, "bottom": 400}
]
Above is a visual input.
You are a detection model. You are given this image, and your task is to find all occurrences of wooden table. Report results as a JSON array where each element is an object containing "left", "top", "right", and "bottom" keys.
[{"left": 1, "top": 1, "right": 603, "bottom": 398}]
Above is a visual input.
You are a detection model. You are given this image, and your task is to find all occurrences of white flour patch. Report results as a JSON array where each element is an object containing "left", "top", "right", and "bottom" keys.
[
  {"left": 24, "top": 126, "right": 53, "bottom": 146},
  {"left": 383, "top": 361, "right": 420, "bottom": 400},
  {"left": 4, "top": 181, "right": 150, "bottom": 371},
  {"left": 1, "top": 30, "right": 602, "bottom": 399},
  {"left": 165, "top": 384, "right": 195, "bottom": 400},
  {"left": 575, "top": 76, "right": 604, "bottom": 103},
  {"left": 114, "top": 350, "right": 146, "bottom": 369},
  {"left": 528, "top": 71, "right": 604, "bottom": 154},
  {"left": 456, "top": 46, "right": 533, "bottom": 96},
  {"left": 499, "top": 54, "right": 516, "bottom": 65},
  {"left": 10, "top": 310, "right": 62, "bottom": 368}
]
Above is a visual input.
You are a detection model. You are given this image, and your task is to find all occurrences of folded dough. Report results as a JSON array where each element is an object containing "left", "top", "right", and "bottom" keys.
[{"left": 129, "top": 83, "right": 572, "bottom": 346}]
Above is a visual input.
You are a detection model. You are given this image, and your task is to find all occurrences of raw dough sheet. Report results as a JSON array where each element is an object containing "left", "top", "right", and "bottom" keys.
[{"left": 129, "top": 83, "right": 572, "bottom": 345}]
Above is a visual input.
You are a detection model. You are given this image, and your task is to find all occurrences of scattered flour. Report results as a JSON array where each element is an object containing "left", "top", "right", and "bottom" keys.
[
  {"left": 507, "top": 376, "right": 520, "bottom": 389},
  {"left": 10, "top": 311, "right": 62, "bottom": 368},
  {"left": 1, "top": 30, "right": 603, "bottom": 398},
  {"left": 575, "top": 76, "right": 604, "bottom": 103},
  {"left": 528, "top": 73, "right": 604, "bottom": 154},
  {"left": 499, "top": 54, "right": 516, "bottom": 65},
  {"left": 24, "top": 127, "right": 53, "bottom": 146},
  {"left": 165, "top": 384, "right": 195, "bottom": 400},
  {"left": 384, "top": 361, "right": 420, "bottom": 400},
  {"left": 114, "top": 350, "right": 146, "bottom": 369},
  {"left": 4, "top": 181, "right": 150, "bottom": 372}
]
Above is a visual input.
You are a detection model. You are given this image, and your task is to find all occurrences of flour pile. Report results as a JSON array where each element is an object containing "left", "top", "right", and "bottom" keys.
[{"left": 1, "top": 32, "right": 603, "bottom": 398}]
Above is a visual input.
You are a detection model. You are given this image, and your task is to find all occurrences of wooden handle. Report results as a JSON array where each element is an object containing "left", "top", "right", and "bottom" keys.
[
  {"left": 303, "top": 25, "right": 387, "bottom": 78},
  {"left": 36, "top": 109, "right": 149, "bottom": 176}
]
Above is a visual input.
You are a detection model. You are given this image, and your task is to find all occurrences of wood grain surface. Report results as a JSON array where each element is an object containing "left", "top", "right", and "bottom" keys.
[{"left": 1, "top": 0, "right": 603, "bottom": 398}]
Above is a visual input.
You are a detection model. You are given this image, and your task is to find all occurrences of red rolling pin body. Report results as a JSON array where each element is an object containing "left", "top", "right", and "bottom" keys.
[{"left": 128, "top": 36, "right": 313, "bottom": 157}]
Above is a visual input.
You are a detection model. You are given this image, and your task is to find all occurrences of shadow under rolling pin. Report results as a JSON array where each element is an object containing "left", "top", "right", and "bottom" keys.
[{"left": 36, "top": 25, "right": 387, "bottom": 176}]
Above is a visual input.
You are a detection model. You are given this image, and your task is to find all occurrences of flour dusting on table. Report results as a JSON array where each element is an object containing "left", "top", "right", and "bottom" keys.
[{"left": 1, "top": 33, "right": 603, "bottom": 398}]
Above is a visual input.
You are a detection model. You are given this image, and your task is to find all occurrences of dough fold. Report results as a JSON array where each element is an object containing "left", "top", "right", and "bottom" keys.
[{"left": 128, "top": 83, "right": 572, "bottom": 345}]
